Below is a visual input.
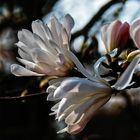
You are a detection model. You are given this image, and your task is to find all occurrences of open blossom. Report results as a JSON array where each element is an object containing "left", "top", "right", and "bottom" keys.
[
  {"left": 101, "top": 20, "right": 129, "bottom": 53},
  {"left": 47, "top": 53, "right": 140, "bottom": 134},
  {"left": 47, "top": 77, "right": 112, "bottom": 134},
  {"left": 11, "top": 14, "right": 75, "bottom": 76}
]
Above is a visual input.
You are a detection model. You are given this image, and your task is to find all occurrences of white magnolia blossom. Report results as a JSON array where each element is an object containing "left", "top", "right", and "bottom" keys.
[
  {"left": 47, "top": 54, "right": 140, "bottom": 134},
  {"left": 47, "top": 77, "right": 112, "bottom": 134},
  {"left": 11, "top": 14, "right": 75, "bottom": 76}
]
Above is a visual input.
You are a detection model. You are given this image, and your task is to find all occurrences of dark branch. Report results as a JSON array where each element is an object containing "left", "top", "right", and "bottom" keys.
[
  {"left": 0, "top": 92, "right": 47, "bottom": 102},
  {"left": 71, "top": 0, "right": 124, "bottom": 40}
]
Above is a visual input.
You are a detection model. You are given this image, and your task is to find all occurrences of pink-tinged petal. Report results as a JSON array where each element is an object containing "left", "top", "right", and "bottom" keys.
[
  {"left": 132, "top": 26, "right": 140, "bottom": 49},
  {"left": 101, "top": 20, "right": 129, "bottom": 53},
  {"left": 101, "top": 24, "right": 109, "bottom": 50},
  {"left": 57, "top": 92, "right": 106, "bottom": 120},
  {"left": 117, "top": 22, "right": 129, "bottom": 48},
  {"left": 11, "top": 64, "right": 44, "bottom": 76},
  {"left": 106, "top": 20, "right": 122, "bottom": 52},
  {"left": 113, "top": 54, "right": 140, "bottom": 90},
  {"left": 57, "top": 53, "right": 65, "bottom": 65},
  {"left": 57, "top": 96, "right": 91, "bottom": 122},
  {"left": 63, "top": 14, "right": 74, "bottom": 37},
  {"left": 130, "top": 19, "right": 140, "bottom": 38},
  {"left": 57, "top": 95, "right": 110, "bottom": 134},
  {"left": 65, "top": 93, "right": 110, "bottom": 125}
]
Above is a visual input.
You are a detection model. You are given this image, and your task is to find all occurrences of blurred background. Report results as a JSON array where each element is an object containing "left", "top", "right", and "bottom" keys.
[{"left": 0, "top": 0, "right": 140, "bottom": 139}]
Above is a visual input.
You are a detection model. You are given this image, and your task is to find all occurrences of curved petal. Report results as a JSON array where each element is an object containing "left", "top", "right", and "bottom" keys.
[
  {"left": 65, "top": 95, "right": 110, "bottom": 125},
  {"left": 57, "top": 95, "right": 111, "bottom": 134},
  {"left": 31, "top": 48, "right": 57, "bottom": 65},
  {"left": 11, "top": 64, "right": 44, "bottom": 76},
  {"left": 106, "top": 20, "right": 121, "bottom": 52},
  {"left": 16, "top": 57, "right": 36, "bottom": 70},
  {"left": 18, "top": 29, "right": 40, "bottom": 49},
  {"left": 130, "top": 19, "right": 140, "bottom": 38},
  {"left": 63, "top": 14, "right": 74, "bottom": 39},
  {"left": 94, "top": 49, "right": 118, "bottom": 86},
  {"left": 113, "top": 54, "right": 140, "bottom": 90},
  {"left": 63, "top": 49, "right": 98, "bottom": 82},
  {"left": 18, "top": 47, "right": 33, "bottom": 61},
  {"left": 51, "top": 77, "right": 111, "bottom": 100},
  {"left": 101, "top": 24, "right": 109, "bottom": 51},
  {"left": 132, "top": 25, "right": 140, "bottom": 49}
]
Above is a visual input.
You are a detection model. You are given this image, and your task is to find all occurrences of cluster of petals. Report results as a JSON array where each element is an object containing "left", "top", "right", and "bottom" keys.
[
  {"left": 47, "top": 77, "right": 112, "bottom": 134},
  {"left": 11, "top": 14, "right": 74, "bottom": 76},
  {"left": 47, "top": 53, "right": 140, "bottom": 134},
  {"left": 101, "top": 20, "right": 129, "bottom": 53}
]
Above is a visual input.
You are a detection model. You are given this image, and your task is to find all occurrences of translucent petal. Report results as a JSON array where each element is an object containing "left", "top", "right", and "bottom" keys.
[
  {"left": 11, "top": 64, "right": 44, "bottom": 76},
  {"left": 113, "top": 54, "right": 140, "bottom": 90}
]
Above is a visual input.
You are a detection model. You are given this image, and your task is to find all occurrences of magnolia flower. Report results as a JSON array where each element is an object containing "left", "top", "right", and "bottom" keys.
[
  {"left": 101, "top": 20, "right": 129, "bottom": 53},
  {"left": 47, "top": 77, "right": 112, "bottom": 134},
  {"left": 47, "top": 54, "right": 140, "bottom": 134},
  {"left": 11, "top": 14, "right": 75, "bottom": 76}
]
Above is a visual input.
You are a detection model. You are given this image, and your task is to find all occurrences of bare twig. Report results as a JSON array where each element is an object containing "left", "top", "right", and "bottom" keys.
[
  {"left": 0, "top": 92, "right": 47, "bottom": 102},
  {"left": 71, "top": 0, "right": 124, "bottom": 40}
]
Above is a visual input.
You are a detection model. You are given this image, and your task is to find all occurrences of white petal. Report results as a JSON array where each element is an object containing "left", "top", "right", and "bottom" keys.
[
  {"left": 133, "top": 26, "right": 140, "bottom": 49},
  {"left": 47, "top": 81, "right": 61, "bottom": 95},
  {"left": 113, "top": 54, "right": 140, "bottom": 90},
  {"left": 53, "top": 77, "right": 111, "bottom": 100},
  {"left": 17, "top": 57, "right": 36, "bottom": 70},
  {"left": 31, "top": 48, "right": 57, "bottom": 65},
  {"left": 66, "top": 95, "right": 110, "bottom": 134},
  {"left": 61, "top": 27, "right": 69, "bottom": 48},
  {"left": 63, "top": 14, "right": 74, "bottom": 36},
  {"left": 51, "top": 102, "right": 60, "bottom": 112},
  {"left": 65, "top": 94, "right": 108, "bottom": 125},
  {"left": 11, "top": 64, "right": 44, "bottom": 76},
  {"left": 94, "top": 48, "right": 118, "bottom": 85},
  {"left": 18, "top": 47, "right": 32, "bottom": 61},
  {"left": 32, "top": 20, "right": 47, "bottom": 41},
  {"left": 63, "top": 49, "right": 98, "bottom": 82},
  {"left": 48, "top": 16, "right": 60, "bottom": 46},
  {"left": 130, "top": 19, "right": 140, "bottom": 38},
  {"left": 57, "top": 90, "right": 110, "bottom": 121},
  {"left": 18, "top": 29, "right": 39, "bottom": 49},
  {"left": 135, "top": 63, "right": 140, "bottom": 73},
  {"left": 101, "top": 24, "right": 109, "bottom": 51}
]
